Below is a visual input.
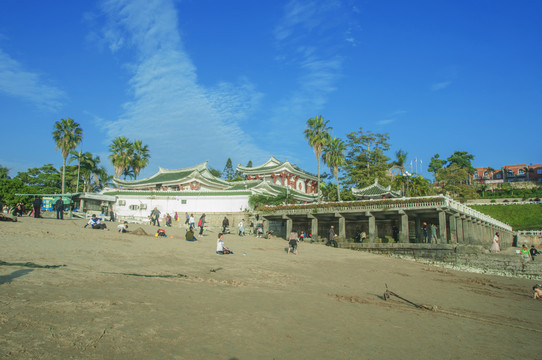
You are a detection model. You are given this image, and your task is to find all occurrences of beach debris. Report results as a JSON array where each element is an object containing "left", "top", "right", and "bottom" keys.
[
  {"left": 0, "top": 260, "right": 66, "bottom": 269},
  {"left": 210, "top": 267, "right": 223, "bottom": 273},
  {"left": 383, "top": 284, "right": 436, "bottom": 311}
]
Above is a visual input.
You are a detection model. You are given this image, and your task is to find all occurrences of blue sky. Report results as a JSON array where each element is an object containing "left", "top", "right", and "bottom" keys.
[{"left": 1, "top": 0, "right": 541, "bottom": 181}]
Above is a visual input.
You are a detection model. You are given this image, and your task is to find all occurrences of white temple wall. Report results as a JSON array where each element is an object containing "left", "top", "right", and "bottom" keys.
[{"left": 113, "top": 194, "right": 250, "bottom": 220}]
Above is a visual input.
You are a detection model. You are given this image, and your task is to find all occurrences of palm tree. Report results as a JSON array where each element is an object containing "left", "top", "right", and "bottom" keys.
[
  {"left": 393, "top": 149, "right": 408, "bottom": 174},
  {"left": 109, "top": 136, "right": 133, "bottom": 178},
  {"left": 322, "top": 137, "right": 346, "bottom": 201},
  {"left": 523, "top": 166, "right": 534, "bottom": 182},
  {"left": 80, "top": 153, "right": 101, "bottom": 192},
  {"left": 131, "top": 140, "right": 151, "bottom": 179},
  {"left": 304, "top": 115, "right": 331, "bottom": 202},
  {"left": 69, "top": 149, "right": 85, "bottom": 193},
  {"left": 52, "top": 118, "right": 83, "bottom": 194}
]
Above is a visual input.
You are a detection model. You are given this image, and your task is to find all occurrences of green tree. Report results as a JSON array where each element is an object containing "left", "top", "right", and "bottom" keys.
[
  {"left": 436, "top": 164, "right": 478, "bottom": 199},
  {"left": 446, "top": 151, "right": 476, "bottom": 184},
  {"left": 208, "top": 167, "right": 222, "bottom": 178},
  {"left": 223, "top": 158, "right": 235, "bottom": 181},
  {"left": 523, "top": 166, "right": 535, "bottom": 182},
  {"left": 246, "top": 160, "right": 253, "bottom": 168},
  {"left": 109, "top": 136, "right": 133, "bottom": 178},
  {"left": 391, "top": 149, "right": 408, "bottom": 175},
  {"left": 304, "top": 115, "right": 332, "bottom": 202},
  {"left": 131, "top": 140, "right": 151, "bottom": 180},
  {"left": 0, "top": 178, "right": 30, "bottom": 207},
  {"left": 52, "top": 118, "right": 83, "bottom": 194},
  {"left": 15, "top": 164, "right": 62, "bottom": 194},
  {"left": 343, "top": 127, "right": 391, "bottom": 188},
  {"left": 322, "top": 137, "right": 346, "bottom": 201},
  {"left": 69, "top": 149, "right": 85, "bottom": 193},
  {"left": 428, "top": 154, "right": 446, "bottom": 177},
  {"left": 0, "top": 165, "right": 10, "bottom": 179}
]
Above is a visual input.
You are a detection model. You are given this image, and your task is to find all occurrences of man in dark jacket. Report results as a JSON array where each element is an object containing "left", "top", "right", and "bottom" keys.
[
  {"left": 55, "top": 197, "right": 64, "bottom": 220},
  {"left": 32, "top": 196, "right": 42, "bottom": 218}
]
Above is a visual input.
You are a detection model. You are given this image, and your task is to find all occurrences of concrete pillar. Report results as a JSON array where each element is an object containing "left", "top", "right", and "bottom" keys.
[
  {"left": 449, "top": 215, "right": 457, "bottom": 244},
  {"left": 415, "top": 216, "right": 422, "bottom": 243},
  {"left": 337, "top": 214, "right": 346, "bottom": 242},
  {"left": 399, "top": 211, "right": 409, "bottom": 243},
  {"left": 438, "top": 210, "right": 447, "bottom": 244},
  {"left": 464, "top": 218, "right": 473, "bottom": 244},
  {"left": 456, "top": 216, "right": 465, "bottom": 244},
  {"left": 308, "top": 215, "right": 318, "bottom": 241},
  {"left": 284, "top": 216, "right": 292, "bottom": 239},
  {"left": 367, "top": 212, "right": 376, "bottom": 243},
  {"left": 263, "top": 217, "right": 270, "bottom": 235}
]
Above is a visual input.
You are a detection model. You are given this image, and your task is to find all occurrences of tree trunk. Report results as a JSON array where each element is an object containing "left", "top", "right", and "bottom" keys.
[{"left": 61, "top": 157, "right": 67, "bottom": 194}]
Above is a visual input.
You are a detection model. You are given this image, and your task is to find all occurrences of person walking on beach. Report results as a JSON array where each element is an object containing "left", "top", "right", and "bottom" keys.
[
  {"left": 238, "top": 219, "right": 245, "bottom": 236},
  {"left": 288, "top": 230, "right": 299, "bottom": 255},
  {"left": 326, "top": 225, "right": 338, "bottom": 247},
  {"left": 198, "top": 214, "right": 206, "bottom": 235},
  {"left": 222, "top": 216, "right": 229, "bottom": 233},
  {"left": 150, "top": 207, "right": 161, "bottom": 226},
  {"left": 32, "top": 196, "right": 42, "bottom": 218},
  {"left": 189, "top": 214, "right": 195, "bottom": 229},
  {"left": 55, "top": 197, "right": 64, "bottom": 220},
  {"left": 490, "top": 232, "right": 500, "bottom": 253}
]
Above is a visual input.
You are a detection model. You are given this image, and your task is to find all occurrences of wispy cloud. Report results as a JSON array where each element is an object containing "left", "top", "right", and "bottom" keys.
[
  {"left": 431, "top": 81, "right": 452, "bottom": 91},
  {"left": 95, "top": 0, "right": 267, "bottom": 172},
  {"left": 376, "top": 110, "right": 407, "bottom": 126},
  {"left": 0, "top": 48, "right": 65, "bottom": 111},
  {"left": 267, "top": 0, "right": 358, "bottom": 159}
]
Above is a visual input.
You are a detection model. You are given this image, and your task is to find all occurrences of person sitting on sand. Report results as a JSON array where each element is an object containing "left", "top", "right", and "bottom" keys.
[
  {"left": 0, "top": 213, "right": 17, "bottom": 222},
  {"left": 530, "top": 246, "right": 540, "bottom": 261},
  {"left": 521, "top": 245, "right": 532, "bottom": 260},
  {"left": 216, "top": 233, "right": 232, "bottom": 254},
  {"left": 533, "top": 284, "right": 542, "bottom": 299},
  {"left": 185, "top": 227, "right": 198, "bottom": 241},
  {"left": 288, "top": 230, "right": 299, "bottom": 255},
  {"left": 83, "top": 214, "right": 108, "bottom": 230},
  {"left": 117, "top": 221, "right": 129, "bottom": 233}
]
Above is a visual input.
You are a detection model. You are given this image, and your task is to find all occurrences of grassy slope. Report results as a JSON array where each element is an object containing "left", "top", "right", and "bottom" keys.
[{"left": 470, "top": 204, "right": 542, "bottom": 231}]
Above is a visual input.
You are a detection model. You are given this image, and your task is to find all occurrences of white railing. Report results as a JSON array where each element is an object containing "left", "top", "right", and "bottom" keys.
[
  {"left": 264, "top": 194, "right": 513, "bottom": 232},
  {"left": 517, "top": 230, "right": 542, "bottom": 236}
]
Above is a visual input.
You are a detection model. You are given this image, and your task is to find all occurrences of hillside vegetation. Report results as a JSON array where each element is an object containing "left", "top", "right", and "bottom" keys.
[{"left": 470, "top": 204, "right": 542, "bottom": 231}]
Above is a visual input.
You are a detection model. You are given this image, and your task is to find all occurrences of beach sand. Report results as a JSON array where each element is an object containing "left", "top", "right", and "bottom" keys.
[{"left": 1, "top": 216, "right": 541, "bottom": 359}]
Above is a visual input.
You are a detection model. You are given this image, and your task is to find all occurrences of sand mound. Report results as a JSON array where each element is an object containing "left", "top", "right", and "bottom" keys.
[{"left": 130, "top": 227, "right": 148, "bottom": 236}]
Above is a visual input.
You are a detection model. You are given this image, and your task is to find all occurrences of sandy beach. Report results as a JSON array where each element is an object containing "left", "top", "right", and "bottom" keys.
[{"left": 1, "top": 216, "right": 541, "bottom": 359}]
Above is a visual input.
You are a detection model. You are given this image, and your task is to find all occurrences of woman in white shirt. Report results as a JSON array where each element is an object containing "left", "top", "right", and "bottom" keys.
[{"left": 216, "top": 233, "right": 232, "bottom": 254}]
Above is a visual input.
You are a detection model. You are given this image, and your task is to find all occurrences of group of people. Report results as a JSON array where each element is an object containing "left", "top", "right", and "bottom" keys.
[{"left": 422, "top": 222, "right": 439, "bottom": 244}]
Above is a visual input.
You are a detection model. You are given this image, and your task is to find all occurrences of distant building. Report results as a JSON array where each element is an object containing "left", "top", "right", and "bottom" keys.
[
  {"left": 352, "top": 179, "right": 402, "bottom": 199},
  {"left": 105, "top": 157, "right": 318, "bottom": 220},
  {"left": 474, "top": 164, "right": 542, "bottom": 183}
]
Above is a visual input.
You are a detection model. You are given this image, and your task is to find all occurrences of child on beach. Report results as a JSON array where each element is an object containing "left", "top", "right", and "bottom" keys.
[
  {"left": 117, "top": 221, "right": 129, "bottom": 233},
  {"left": 533, "top": 284, "right": 542, "bottom": 300},
  {"left": 216, "top": 233, "right": 233, "bottom": 254},
  {"left": 490, "top": 232, "right": 500, "bottom": 253},
  {"left": 83, "top": 214, "right": 108, "bottom": 230},
  {"left": 288, "top": 230, "right": 299, "bottom": 255}
]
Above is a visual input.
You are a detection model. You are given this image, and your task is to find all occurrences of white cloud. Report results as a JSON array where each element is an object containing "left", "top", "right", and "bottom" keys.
[
  {"left": 0, "top": 48, "right": 65, "bottom": 111},
  {"left": 431, "top": 81, "right": 452, "bottom": 91},
  {"left": 97, "top": 0, "right": 268, "bottom": 173}
]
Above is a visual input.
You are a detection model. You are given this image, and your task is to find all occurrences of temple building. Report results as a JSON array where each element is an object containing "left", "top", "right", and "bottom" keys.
[
  {"left": 351, "top": 179, "right": 402, "bottom": 200},
  {"left": 104, "top": 157, "right": 317, "bottom": 219}
]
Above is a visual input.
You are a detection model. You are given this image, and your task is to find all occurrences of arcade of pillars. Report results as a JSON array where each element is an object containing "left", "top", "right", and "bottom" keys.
[{"left": 261, "top": 196, "right": 514, "bottom": 248}]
